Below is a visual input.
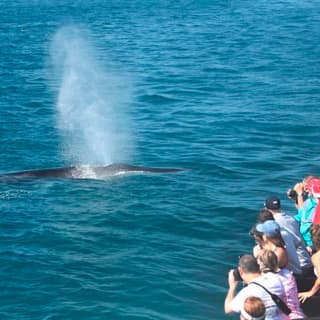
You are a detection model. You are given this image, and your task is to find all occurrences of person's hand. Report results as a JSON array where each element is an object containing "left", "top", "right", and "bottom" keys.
[
  {"left": 294, "top": 182, "right": 304, "bottom": 194},
  {"left": 306, "top": 246, "right": 313, "bottom": 255},
  {"left": 298, "top": 291, "right": 312, "bottom": 303},
  {"left": 228, "top": 270, "right": 239, "bottom": 289}
]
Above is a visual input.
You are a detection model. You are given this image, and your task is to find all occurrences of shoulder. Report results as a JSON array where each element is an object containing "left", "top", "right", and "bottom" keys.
[
  {"left": 252, "top": 274, "right": 281, "bottom": 288},
  {"left": 262, "top": 271, "right": 281, "bottom": 281},
  {"left": 283, "top": 212, "right": 298, "bottom": 224},
  {"left": 311, "top": 251, "right": 320, "bottom": 264},
  {"left": 261, "top": 273, "right": 285, "bottom": 291},
  {"left": 279, "top": 268, "right": 295, "bottom": 285},
  {"left": 279, "top": 268, "right": 292, "bottom": 277},
  {"left": 275, "top": 212, "right": 296, "bottom": 226},
  {"left": 230, "top": 285, "right": 255, "bottom": 312}
]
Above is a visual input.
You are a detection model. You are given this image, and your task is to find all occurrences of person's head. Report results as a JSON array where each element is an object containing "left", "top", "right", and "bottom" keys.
[
  {"left": 239, "top": 254, "right": 260, "bottom": 276},
  {"left": 240, "top": 296, "right": 266, "bottom": 320},
  {"left": 303, "top": 175, "right": 315, "bottom": 193},
  {"left": 249, "top": 224, "right": 264, "bottom": 245},
  {"left": 257, "top": 209, "right": 274, "bottom": 223},
  {"left": 308, "top": 179, "right": 320, "bottom": 200},
  {"left": 264, "top": 196, "right": 281, "bottom": 211},
  {"left": 256, "top": 220, "right": 285, "bottom": 248},
  {"left": 311, "top": 224, "right": 320, "bottom": 251},
  {"left": 257, "top": 249, "right": 279, "bottom": 273}
]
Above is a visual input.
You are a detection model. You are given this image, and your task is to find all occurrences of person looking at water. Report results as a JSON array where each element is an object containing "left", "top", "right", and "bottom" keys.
[
  {"left": 298, "top": 224, "right": 320, "bottom": 303},
  {"left": 253, "top": 220, "right": 289, "bottom": 269},
  {"left": 251, "top": 210, "right": 275, "bottom": 256},
  {"left": 257, "top": 249, "right": 305, "bottom": 319},
  {"left": 250, "top": 225, "right": 265, "bottom": 258},
  {"left": 224, "top": 254, "right": 289, "bottom": 319},
  {"left": 264, "top": 196, "right": 312, "bottom": 276},
  {"left": 290, "top": 176, "right": 317, "bottom": 253},
  {"left": 240, "top": 296, "right": 266, "bottom": 320},
  {"left": 250, "top": 210, "right": 276, "bottom": 258}
]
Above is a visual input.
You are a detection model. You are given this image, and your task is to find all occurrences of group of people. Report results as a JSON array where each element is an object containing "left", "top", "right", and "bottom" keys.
[{"left": 224, "top": 176, "right": 320, "bottom": 319}]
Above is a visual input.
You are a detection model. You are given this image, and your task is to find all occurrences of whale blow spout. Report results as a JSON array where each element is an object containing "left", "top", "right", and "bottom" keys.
[{"left": 0, "top": 164, "right": 184, "bottom": 181}]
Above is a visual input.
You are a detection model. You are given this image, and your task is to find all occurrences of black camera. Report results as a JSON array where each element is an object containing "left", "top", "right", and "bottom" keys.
[
  {"left": 287, "top": 188, "right": 308, "bottom": 203},
  {"left": 233, "top": 268, "right": 242, "bottom": 281},
  {"left": 287, "top": 189, "right": 298, "bottom": 202}
]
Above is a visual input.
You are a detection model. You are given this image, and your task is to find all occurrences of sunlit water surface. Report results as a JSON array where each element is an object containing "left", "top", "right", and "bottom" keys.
[{"left": 0, "top": 1, "right": 320, "bottom": 319}]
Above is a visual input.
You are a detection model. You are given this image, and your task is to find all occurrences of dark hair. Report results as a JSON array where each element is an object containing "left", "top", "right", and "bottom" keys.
[
  {"left": 258, "top": 209, "right": 274, "bottom": 223},
  {"left": 264, "top": 232, "right": 286, "bottom": 248},
  {"left": 239, "top": 254, "right": 260, "bottom": 274},
  {"left": 249, "top": 225, "right": 264, "bottom": 245},
  {"left": 311, "top": 224, "right": 320, "bottom": 251}
]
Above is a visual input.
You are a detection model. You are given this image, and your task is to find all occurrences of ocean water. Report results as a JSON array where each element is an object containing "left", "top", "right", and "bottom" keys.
[{"left": 0, "top": 1, "right": 319, "bottom": 319}]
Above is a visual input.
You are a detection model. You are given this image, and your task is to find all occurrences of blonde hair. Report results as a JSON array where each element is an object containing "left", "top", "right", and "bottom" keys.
[{"left": 257, "top": 249, "right": 279, "bottom": 273}]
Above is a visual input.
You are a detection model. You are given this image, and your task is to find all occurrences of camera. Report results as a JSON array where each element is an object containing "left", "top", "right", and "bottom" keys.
[
  {"left": 287, "top": 188, "right": 308, "bottom": 203},
  {"left": 233, "top": 268, "right": 242, "bottom": 281},
  {"left": 287, "top": 189, "right": 298, "bottom": 202}
]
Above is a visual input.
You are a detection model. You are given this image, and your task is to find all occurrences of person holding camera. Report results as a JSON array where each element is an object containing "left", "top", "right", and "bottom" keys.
[
  {"left": 287, "top": 176, "right": 314, "bottom": 209},
  {"left": 224, "top": 254, "right": 289, "bottom": 320},
  {"left": 289, "top": 176, "right": 317, "bottom": 252}
]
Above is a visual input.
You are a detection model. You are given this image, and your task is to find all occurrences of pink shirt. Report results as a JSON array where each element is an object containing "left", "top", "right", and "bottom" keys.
[{"left": 278, "top": 269, "right": 305, "bottom": 319}]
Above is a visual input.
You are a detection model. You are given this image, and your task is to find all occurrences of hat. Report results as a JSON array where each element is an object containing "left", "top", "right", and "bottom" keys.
[
  {"left": 256, "top": 220, "right": 280, "bottom": 237},
  {"left": 307, "top": 178, "right": 316, "bottom": 193},
  {"left": 310, "top": 179, "right": 320, "bottom": 198},
  {"left": 264, "top": 196, "right": 281, "bottom": 210}
]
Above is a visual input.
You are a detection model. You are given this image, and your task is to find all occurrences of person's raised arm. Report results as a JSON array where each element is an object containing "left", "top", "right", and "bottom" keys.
[{"left": 224, "top": 270, "right": 239, "bottom": 314}]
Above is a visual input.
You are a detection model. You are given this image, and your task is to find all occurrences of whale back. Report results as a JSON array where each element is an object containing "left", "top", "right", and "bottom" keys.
[
  {"left": 0, "top": 167, "right": 77, "bottom": 179},
  {"left": 94, "top": 164, "right": 183, "bottom": 175}
]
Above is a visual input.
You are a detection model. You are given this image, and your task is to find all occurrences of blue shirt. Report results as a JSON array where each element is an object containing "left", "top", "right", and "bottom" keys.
[{"left": 294, "top": 197, "right": 316, "bottom": 247}]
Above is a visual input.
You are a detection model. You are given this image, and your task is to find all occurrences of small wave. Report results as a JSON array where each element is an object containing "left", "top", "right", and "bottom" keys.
[
  {"left": 0, "top": 190, "right": 32, "bottom": 200},
  {"left": 139, "top": 93, "right": 181, "bottom": 104}
]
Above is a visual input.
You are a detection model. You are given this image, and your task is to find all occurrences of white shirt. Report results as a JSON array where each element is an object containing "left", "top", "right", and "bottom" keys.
[{"left": 230, "top": 273, "right": 289, "bottom": 320}]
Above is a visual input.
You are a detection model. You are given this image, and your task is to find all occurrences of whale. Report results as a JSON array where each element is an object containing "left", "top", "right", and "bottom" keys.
[{"left": 0, "top": 163, "right": 184, "bottom": 181}]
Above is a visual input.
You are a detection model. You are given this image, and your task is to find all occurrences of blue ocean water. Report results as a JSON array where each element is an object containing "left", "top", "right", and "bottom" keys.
[{"left": 0, "top": 0, "right": 319, "bottom": 319}]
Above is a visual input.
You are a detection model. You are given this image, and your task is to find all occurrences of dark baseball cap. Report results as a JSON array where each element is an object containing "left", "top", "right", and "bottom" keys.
[{"left": 264, "top": 196, "right": 281, "bottom": 210}]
